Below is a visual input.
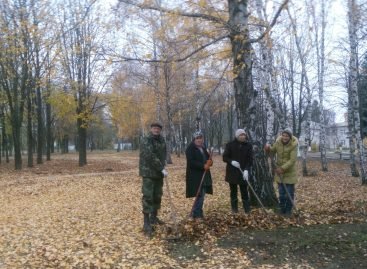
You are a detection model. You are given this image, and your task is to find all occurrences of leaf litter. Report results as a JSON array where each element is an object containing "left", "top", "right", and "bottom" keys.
[{"left": 0, "top": 152, "right": 366, "bottom": 268}]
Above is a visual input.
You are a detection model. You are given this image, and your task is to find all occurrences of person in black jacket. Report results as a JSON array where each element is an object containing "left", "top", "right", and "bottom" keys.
[
  {"left": 185, "top": 131, "right": 213, "bottom": 219},
  {"left": 223, "top": 129, "right": 253, "bottom": 213}
]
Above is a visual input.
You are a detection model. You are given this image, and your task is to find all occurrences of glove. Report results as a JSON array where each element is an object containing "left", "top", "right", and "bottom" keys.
[
  {"left": 243, "top": 170, "right": 249, "bottom": 181},
  {"left": 231, "top": 160, "right": 240, "bottom": 169},
  {"left": 161, "top": 169, "right": 168, "bottom": 177},
  {"left": 275, "top": 167, "right": 284, "bottom": 175},
  {"left": 206, "top": 159, "right": 213, "bottom": 167},
  {"left": 204, "top": 163, "right": 210, "bottom": 171},
  {"left": 264, "top": 144, "right": 271, "bottom": 153}
]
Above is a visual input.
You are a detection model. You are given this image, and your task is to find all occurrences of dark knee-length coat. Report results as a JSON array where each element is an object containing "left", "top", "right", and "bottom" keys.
[
  {"left": 223, "top": 139, "right": 253, "bottom": 185},
  {"left": 185, "top": 142, "right": 213, "bottom": 198}
]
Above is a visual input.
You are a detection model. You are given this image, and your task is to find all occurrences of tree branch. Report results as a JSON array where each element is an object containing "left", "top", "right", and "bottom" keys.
[
  {"left": 106, "top": 34, "right": 229, "bottom": 63},
  {"left": 200, "top": 61, "right": 231, "bottom": 115},
  {"left": 247, "top": 0, "right": 289, "bottom": 44},
  {"left": 118, "top": 0, "right": 227, "bottom": 25}
]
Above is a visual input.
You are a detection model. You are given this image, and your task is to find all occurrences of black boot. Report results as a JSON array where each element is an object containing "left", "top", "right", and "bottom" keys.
[
  {"left": 143, "top": 213, "right": 153, "bottom": 236},
  {"left": 150, "top": 210, "right": 164, "bottom": 225},
  {"left": 231, "top": 197, "right": 238, "bottom": 213},
  {"left": 243, "top": 200, "right": 251, "bottom": 213}
]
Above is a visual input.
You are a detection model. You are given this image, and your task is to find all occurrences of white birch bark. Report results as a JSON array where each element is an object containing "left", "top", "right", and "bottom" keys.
[
  {"left": 347, "top": 0, "right": 367, "bottom": 182},
  {"left": 311, "top": 0, "right": 328, "bottom": 171},
  {"left": 287, "top": 8, "right": 311, "bottom": 176},
  {"left": 255, "top": 0, "right": 281, "bottom": 144}
]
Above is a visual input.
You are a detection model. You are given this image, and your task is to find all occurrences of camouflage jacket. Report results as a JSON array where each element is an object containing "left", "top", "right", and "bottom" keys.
[{"left": 139, "top": 132, "right": 167, "bottom": 179}]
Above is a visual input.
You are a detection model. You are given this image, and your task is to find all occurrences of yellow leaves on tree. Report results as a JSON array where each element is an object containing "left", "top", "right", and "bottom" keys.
[
  {"left": 109, "top": 93, "right": 140, "bottom": 139},
  {"left": 109, "top": 86, "right": 155, "bottom": 140},
  {"left": 47, "top": 89, "right": 76, "bottom": 134}
]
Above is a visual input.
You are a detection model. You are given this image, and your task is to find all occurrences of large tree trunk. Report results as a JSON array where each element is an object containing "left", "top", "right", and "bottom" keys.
[
  {"left": 27, "top": 87, "right": 34, "bottom": 168},
  {"left": 2, "top": 114, "right": 9, "bottom": 163},
  {"left": 163, "top": 63, "right": 173, "bottom": 164},
  {"left": 287, "top": 9, "right": 311, "bottom": 176},
  {"left": 46, "top": 99, "right": 52, "bottom": 161},
  {"left": 313, "top": 0, "right": 328, "bottom": 172},
  {"left": 347, "top": 0, "right": 366, "bottom": 182},
  {"left": 228, "top": 0, "right": 277, "bottom": 206},
  {"left": 36, "top": 86, "right": 43, "bottom": 164},
  {"left": 12, "top": 114, "right": 22, "bottom": 170},
  {"left": 255, "top": 0, "right": 286, "bottom": 142},
  {"left": 226, "top": 88, "right": 234, "bottom": 140},
  {"left": 216, "top": 110, "right": 224, "bottom": 154},
  {"left": 77, "top": 117, "right": 87, "bottom": 166}
]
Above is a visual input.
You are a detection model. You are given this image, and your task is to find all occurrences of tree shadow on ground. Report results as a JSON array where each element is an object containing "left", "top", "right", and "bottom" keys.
[
  {"left": 166, "top": 223, "right": 367, "bottom": 268},
  {"left": 218, "top": 223, "right": 367, "bottom": 268}
]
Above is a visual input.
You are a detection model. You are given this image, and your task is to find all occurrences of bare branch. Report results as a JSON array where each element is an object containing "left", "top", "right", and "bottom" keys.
[
  {"left": 247, "top": 0, "right": 289, "bottom": 44},
  {"left": 106, "top": 34, "right": 229, "bottom": 63},
  {"left": 200, "top": 60, "right": 231, "bottom": 115},
  {"left": 118, "top": 0, "right": 227, "bottom": 25}
]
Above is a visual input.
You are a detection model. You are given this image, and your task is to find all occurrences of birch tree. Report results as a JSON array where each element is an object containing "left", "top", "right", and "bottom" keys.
[
  {"left": 117, "top": 0, "right": 289, "bottom": 205},
  {"left": 347, "top": 0, "right": 367, "bottom": 183},
  {"left": 310, "top": 0, "right": 328, "bottom": 171},
  {"left": 287, "top": 6, "right": 313, "bottom": 176}
]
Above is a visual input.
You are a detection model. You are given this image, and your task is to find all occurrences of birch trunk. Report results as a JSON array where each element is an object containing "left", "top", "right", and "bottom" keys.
[
  {"left": 347, "top": 0, "right": 367, "bottom": 182},
  {"left": 228, "top": 0, "right": 277, "bottom": 206},
  {"left": 313, "top": 0, "right": 328, "bottom": 171},
  {"left": 287, "top": 9, "right": 311, "bottom": 176},
  {"left": 255, "top": 0, "right": 286, "bottom": 142},
  {"left": 163, "top": 63, "right": 173, "bottom": 164}
]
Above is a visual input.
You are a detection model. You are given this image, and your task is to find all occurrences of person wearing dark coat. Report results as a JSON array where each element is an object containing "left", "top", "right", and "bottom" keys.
[
  {"left": 185, "top": 131, "right": 213, "bottom": 219},
  {"left": 223, "top": 129, "right": 253, "bottom": 213}
]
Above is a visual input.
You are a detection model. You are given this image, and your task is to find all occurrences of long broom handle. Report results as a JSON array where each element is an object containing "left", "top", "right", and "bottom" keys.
[
  {"left": 279, "top": 174, "right": 297, "bottom": 210},
  {"left": 239, "top": 168, "right": 267, "bottom": 214},
  {"left": 189, "top": 170, "right": 207, "bottom": 217}
]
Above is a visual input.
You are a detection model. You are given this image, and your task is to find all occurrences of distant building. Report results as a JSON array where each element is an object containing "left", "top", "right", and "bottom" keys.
[
  {"left": 298, "top": 121, "right": 350, "bottom": 150},
  {"left": 327, "top": 122, "right": 350, "bottom": 149}
]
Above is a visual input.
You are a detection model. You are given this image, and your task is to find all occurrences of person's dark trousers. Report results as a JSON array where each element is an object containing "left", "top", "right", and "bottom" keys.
[
  {"left": 278, "top": 183, "right": 295, "bottom": 215},
  {"left": 142, "top": 177, "right": 163, "bottom": 214},
  {"left": 239, "top": 183, "right": 251, "bottom": 212},
  {"left": 229, "top": 184, "right": 239, "bottom": 212},
  {"left": 193, "top": 186, "right": 206, "bottom": 218},
  {"left": 230, "top": 183, "right": 250, "bottom": 213}
]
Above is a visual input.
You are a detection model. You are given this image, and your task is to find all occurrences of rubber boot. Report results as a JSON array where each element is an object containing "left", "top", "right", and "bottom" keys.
[
  {"left": 150, "top": 210, "right": 164, "bottom": 225},
  {"left": 143, "top": 213, "right": 153, "bottom": 236}
]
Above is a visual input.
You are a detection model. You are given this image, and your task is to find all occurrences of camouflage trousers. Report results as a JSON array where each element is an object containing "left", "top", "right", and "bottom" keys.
[{"left": 142, "top": 177, "right": 163, "bottom": 213}]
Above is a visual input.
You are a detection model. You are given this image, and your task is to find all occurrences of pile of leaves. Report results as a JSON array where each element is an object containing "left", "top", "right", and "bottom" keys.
[{"left": 0, "top": 152, "right": 366, "bottom": 268}]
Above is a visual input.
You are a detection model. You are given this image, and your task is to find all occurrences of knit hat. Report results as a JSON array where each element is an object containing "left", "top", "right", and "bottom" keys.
[
  {"left": 150, "top": 122, "right": 163, "bottom": 129},
  {"left": 193, "top": 131, "right": 203, "bottom": 139},
  {"left": 235, "top": 129, "right": 246, "bottom": 138},
  {"left": 282, "top": 128, "right": 293, "bottom": 137}
]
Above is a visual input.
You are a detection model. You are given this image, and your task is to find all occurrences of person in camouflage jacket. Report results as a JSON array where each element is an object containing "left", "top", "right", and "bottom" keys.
[{"left": 139, "top": 122, "right": 167, "bottom": 236}]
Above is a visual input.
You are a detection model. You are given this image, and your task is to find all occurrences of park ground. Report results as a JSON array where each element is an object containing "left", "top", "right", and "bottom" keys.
[{"left": 0, "top": 151, "right": 366, "bottom": 268}]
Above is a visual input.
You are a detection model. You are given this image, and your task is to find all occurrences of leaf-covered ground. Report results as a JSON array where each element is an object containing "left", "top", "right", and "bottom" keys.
[{"left": 0, "top": 151, "right": 366, "bottom": 268}]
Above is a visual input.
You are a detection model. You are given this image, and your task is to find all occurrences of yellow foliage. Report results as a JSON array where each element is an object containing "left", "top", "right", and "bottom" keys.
[
  {"left": 109, "top": 88, "right": 155, "bottom": 139},
  {"left": 199, "top": 0, "right": 207, "bottom": 8},
  {"left": 48, "top": 90, "right": 76, "bottom": 125}
]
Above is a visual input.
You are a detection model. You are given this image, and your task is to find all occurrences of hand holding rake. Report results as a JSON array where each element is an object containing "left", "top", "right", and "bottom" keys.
[{"left": 234, "top": 165, "right": 268, "bottom": 215}]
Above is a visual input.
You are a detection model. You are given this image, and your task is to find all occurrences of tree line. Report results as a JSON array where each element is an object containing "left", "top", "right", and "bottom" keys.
[{"left": 0, "top": 0, "right": 366, "bottom": 188}]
